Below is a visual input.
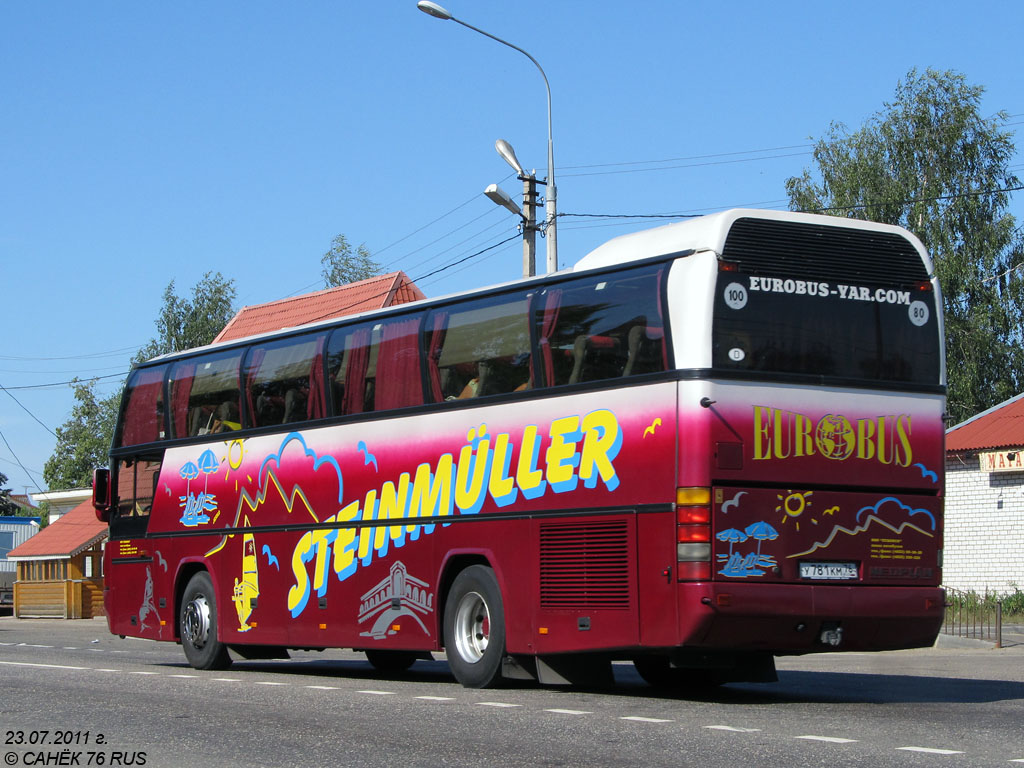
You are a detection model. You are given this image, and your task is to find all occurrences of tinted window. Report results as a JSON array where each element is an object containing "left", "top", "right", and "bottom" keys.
[
  {"left": 327, "top": 315, "right": 424, "bottom": 416},
  {"left": 111, "top": 454, "right": 161, "bottom": 538},
  {"left": 712, "top": 273, "right": 941, "bottom": 384},
  {"left": 117, "top": 365, "right": 167, "bottom": 447},
  {"left": 424, "top": 292, "right": 532, "bottom": 401},
  {"left": 533, "top": 264, "right": 667, "bottom": 387},
  {"left": 244, "top": 333, "right": 327, "bottom": 428},
  {"left": 168, "top": 350, "right": 243, "bottom": 438}
]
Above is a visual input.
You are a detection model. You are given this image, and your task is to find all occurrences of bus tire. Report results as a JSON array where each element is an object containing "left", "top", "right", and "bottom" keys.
[
  {"left": 443, "top": 565, "right": 505, "bottom": 688},
  {"left": 365, "top": 649, "right": 418, "bottom": 674},
  {"left": 180, "top": 571, "right": 231, "bottom": 671}
]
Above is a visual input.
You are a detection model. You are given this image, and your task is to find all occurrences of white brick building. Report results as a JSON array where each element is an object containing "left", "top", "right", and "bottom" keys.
[{"left": 944, "top": 393, "right": 1024, "bottom": 596}]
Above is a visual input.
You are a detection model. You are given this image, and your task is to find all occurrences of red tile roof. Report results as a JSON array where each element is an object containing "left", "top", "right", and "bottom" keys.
[
  {"left": 7, "top": 500, "right": 107, "bottom": 560},
  {"left": 214, "top": 271, "right": 426, "bottom": 343},
  {"left": 946, "top": 392, "right": 1024, "bottom": 453}
]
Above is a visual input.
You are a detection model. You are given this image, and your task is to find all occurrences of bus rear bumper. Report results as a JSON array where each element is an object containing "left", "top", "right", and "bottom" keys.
[{"left": 677, "top": 583, "right": 945, "bottom": 653}]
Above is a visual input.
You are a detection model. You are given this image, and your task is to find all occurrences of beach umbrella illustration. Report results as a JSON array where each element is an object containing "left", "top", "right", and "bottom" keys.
[
  {"left": 744, "top": 521, "right": 779, "bottom": 559},
  {"left": 716, "top": 527, "right": 748, "bottom": 556},
  {"left": 179, "top": 461, "right": 199, "bottom": 495},
  {"left": 197, "top": 449, "right": 219, "bottom": 494}
]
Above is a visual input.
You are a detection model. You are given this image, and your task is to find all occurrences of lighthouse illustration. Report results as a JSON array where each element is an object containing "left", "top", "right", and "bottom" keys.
[{"left": 232, "top": 521, "right": 259, "bottom": 632}]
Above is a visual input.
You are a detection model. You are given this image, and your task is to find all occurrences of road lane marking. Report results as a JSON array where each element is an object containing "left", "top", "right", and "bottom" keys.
[
  {"left": 358, "top": 690, "right": 396, "bottom": 695},
  {"left": 129, "top": 671, "right": 160, "bottom": 675},
  {"left": 416, "top": 696, "right": 455, "bottom": 701},
  {"left": 306, "top": 685, "right": 340, "bottom": 690},
  {"left": 545, "top": 709, "right": 592, "bottom": 715},
  {"left": 0, "top": 661, "right": 91, "bottom": 671},
  {"left": 479, "top": 702, "right": 521, "bottom": 708},
  {"left": 704, "top": 725, "right": 761, "bottom": 733},
  {"left": 621, "top": 716, "right": 673, "bottom": 723},
  {"left": 896, "top": 747, "right": 964, "bottom": 755},
  {"left": 254, "top": 681, "right": 289, "bottom": 686},
  {"left": 168, "top": 674, "right": 198, "bottom": 678},
  {"left": 796, "top": 736, "right": 857, "bottom": 744},
  {"left": 212, "top": 678, "right": 242, "bottom": 682}
]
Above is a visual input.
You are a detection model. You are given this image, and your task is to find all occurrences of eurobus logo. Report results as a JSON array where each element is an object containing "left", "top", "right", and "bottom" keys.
[{"left": 752, "top": 406, "right": 913, "bottom": 467}]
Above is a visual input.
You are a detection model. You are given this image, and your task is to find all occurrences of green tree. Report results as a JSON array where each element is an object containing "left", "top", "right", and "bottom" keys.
[
  {"left": 321, "top": 234, "right": 382, "bottom": 288},
  {"left": 43, "top": 380, "right": 120, "bottom": 489},
  {"left": 786, "top": 68, "right": 1024, "bottom": 424},
  {"left": 134, "top": 271, "right": 237, "bottom": 363},
  {"left": 0, "top": 471, "right": 21, "bottom": 515}
]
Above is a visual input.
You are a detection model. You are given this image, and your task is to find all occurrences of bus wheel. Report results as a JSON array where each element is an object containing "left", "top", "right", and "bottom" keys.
[
  {"left": 633, "top": 655, "right": 722, "bottom": 689},
  {"left": 443, "top": 565, "right": 505, "bottom": 688},
  {"left": 180, "top": 572, "right": 231, "bottom": 671},
  {"left": 365, "top": 650, "right": 418, "bottom": 674}
]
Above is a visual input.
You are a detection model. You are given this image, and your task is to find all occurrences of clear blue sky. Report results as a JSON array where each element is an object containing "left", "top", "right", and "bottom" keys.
[{"left": 2, "top": 1, "right": 1021, "bottom": 496}]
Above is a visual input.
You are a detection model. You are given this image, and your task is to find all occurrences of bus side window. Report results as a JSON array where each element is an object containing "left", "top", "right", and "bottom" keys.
[
  {"left": 111, "top": 455, "right": 162, "bottom": 539},
  {"left": 328, "top": 315, "right": 424, "bottom": 416},
  {"left": 168, "top": 351, "right": 243, "bottom": 438},
  {"left": 116, "top": 364, "right": 167, "bottom": 447},
  {"left": 243, "top": 332, "right": 327, "bottom": 428},
  {"left": 534, "top": 265, "right": 667, "bottom": 387},
  {"left": 424, "top": 291, "right": 531, "bottom": 403}
]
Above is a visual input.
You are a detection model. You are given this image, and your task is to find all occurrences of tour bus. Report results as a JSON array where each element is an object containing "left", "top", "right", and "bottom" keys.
[{"left": 94, "top": 208, "right": 945, "bottom": 689}]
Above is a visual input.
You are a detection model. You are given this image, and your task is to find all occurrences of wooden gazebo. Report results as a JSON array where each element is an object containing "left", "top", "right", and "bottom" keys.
[{"left": 7, "top": 499, "right": 106, "bottom": 618}]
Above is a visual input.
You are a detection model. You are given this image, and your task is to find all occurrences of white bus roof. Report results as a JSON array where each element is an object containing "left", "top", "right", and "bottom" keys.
[{"left": 574, "top": 208, "right": 933, "bottom": 275}]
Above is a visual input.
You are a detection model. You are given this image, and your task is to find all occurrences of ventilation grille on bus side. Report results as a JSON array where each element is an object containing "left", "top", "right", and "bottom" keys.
[
  {"left": 539, "top": 519, "right": 631, "bottom": 609},
  {"left": 722, "top": 217, "right": 931, "bottom": 286}
]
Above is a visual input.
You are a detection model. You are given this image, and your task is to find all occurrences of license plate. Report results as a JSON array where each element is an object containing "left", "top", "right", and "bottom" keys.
[{"left": 799, "top": 562, "right": 858, "bottom": 580}]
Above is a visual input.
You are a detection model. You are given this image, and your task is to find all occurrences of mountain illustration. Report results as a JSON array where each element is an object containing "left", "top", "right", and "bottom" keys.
[{"left": 786, "top": 514, "right": 934, "bottom": 560}]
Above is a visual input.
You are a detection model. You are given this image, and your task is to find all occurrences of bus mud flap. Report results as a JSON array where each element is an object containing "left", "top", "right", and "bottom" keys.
[
  {"left": 502, "top": 654, "right": 537, "bottom": 681},
  {"left": 535, "top": 655, "right": 614, "bottom": 687}
]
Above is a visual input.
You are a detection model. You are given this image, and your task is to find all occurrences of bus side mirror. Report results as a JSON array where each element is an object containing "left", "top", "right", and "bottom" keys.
[{"left": 93, "top": 467, "right": 112, "bottom": 523}]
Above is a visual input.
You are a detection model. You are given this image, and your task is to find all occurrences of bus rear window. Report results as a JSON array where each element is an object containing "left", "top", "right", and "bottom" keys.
[{"left": 712, "top": 273, "right": 940, "bottom": 385}]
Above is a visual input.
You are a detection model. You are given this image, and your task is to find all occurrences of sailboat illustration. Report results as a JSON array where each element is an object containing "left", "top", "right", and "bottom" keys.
[{"left": 232, "top": 522, "right": 259, "bottom": 632}]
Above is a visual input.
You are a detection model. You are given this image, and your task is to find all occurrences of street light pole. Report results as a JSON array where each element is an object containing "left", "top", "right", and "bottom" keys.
[{"left": 417, "top": 1, "right": 557, "bottom": 273}]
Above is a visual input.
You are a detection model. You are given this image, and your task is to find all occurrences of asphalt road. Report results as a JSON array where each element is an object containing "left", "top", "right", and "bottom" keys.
[{"left": 2, "top": 617, "right": 1023, "bottom": 768}]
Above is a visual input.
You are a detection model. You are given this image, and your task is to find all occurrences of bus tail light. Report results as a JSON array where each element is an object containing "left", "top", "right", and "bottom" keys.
[{"left": 676, "top": 487, "right": 711, "bottom": 581}]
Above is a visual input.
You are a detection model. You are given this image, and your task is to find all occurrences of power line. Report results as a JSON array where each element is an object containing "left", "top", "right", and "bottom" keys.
[
  {"left": 0, "top": 382, "right": 57, "bottom": 437},
  {"left": 2, "top": 371, "right": 128, "bottom": 392},
  {"left": 559, "top": 144, "right": 814, "bottom": 172},
  {"left": 0, "top": 426, "right": 45, "bottom": 490},
  {"left": 560, "top": 150, "right": 811, "bottom": 179},
  {"left": 0, "top": 344, "right": 143, "bottom": 362}
]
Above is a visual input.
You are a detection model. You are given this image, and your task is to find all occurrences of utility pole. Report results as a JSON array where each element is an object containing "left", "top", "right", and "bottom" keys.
[{"left": 521, "top": 174, "right": 538, "bottom": 278}]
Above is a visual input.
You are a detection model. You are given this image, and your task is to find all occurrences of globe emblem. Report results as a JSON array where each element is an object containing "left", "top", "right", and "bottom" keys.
[{"left": 814, "top": 414, "right": 855, "bottom": 460}]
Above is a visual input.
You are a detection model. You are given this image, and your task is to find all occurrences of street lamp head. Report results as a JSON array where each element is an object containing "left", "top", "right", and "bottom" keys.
[
  {"left": 495, "top": 139, "right": 525, "bottom": 176},
  {"left": 416, "top": 1, "right": 452, "bottom": 20},
  {"left": 484, "top": 183, "right": 521, "bottom": 216}
]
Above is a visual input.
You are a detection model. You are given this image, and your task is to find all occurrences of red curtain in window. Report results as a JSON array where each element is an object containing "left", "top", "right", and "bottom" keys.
[
  {"left": 170, "top": 362, "right": 196, "bottom": 438},
  {"left": 341, "top": 328, "right": 371, "bottom": 416},
  {"left": 537, "top": 289, "right": 563, "bottom": 386},
  {"left": 120, "top": 366, "right": 166, "bottom": 446},
  {"left": 244, "top": 348, "right": 267, "bottom": 427},
  {"left": 307, "top": 335, "right": 327, "bottom": 420},
  {"left": 426, "top": 312, "right": 448, "bottom": 402},
  {"left": 375, "top": 316, "right": 423, "bottom": 410}
]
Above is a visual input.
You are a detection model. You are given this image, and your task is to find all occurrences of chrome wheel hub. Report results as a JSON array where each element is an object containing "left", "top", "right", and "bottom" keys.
[
  {"left": 182, "top": 594, "right": 211, "bottom": 649},
  {"left": 453, "top": 591, "right": 490, "bottom": 664}
]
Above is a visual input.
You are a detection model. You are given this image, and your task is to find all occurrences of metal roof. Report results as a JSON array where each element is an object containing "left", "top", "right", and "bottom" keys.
[{"left": 946, "top": 392, "right": 1024, "bottom": 453}]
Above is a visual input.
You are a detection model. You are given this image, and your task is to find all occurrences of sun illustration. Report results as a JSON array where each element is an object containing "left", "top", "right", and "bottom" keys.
[{"left": 777, "top": 490, "right": 816, "bottom": 531}]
